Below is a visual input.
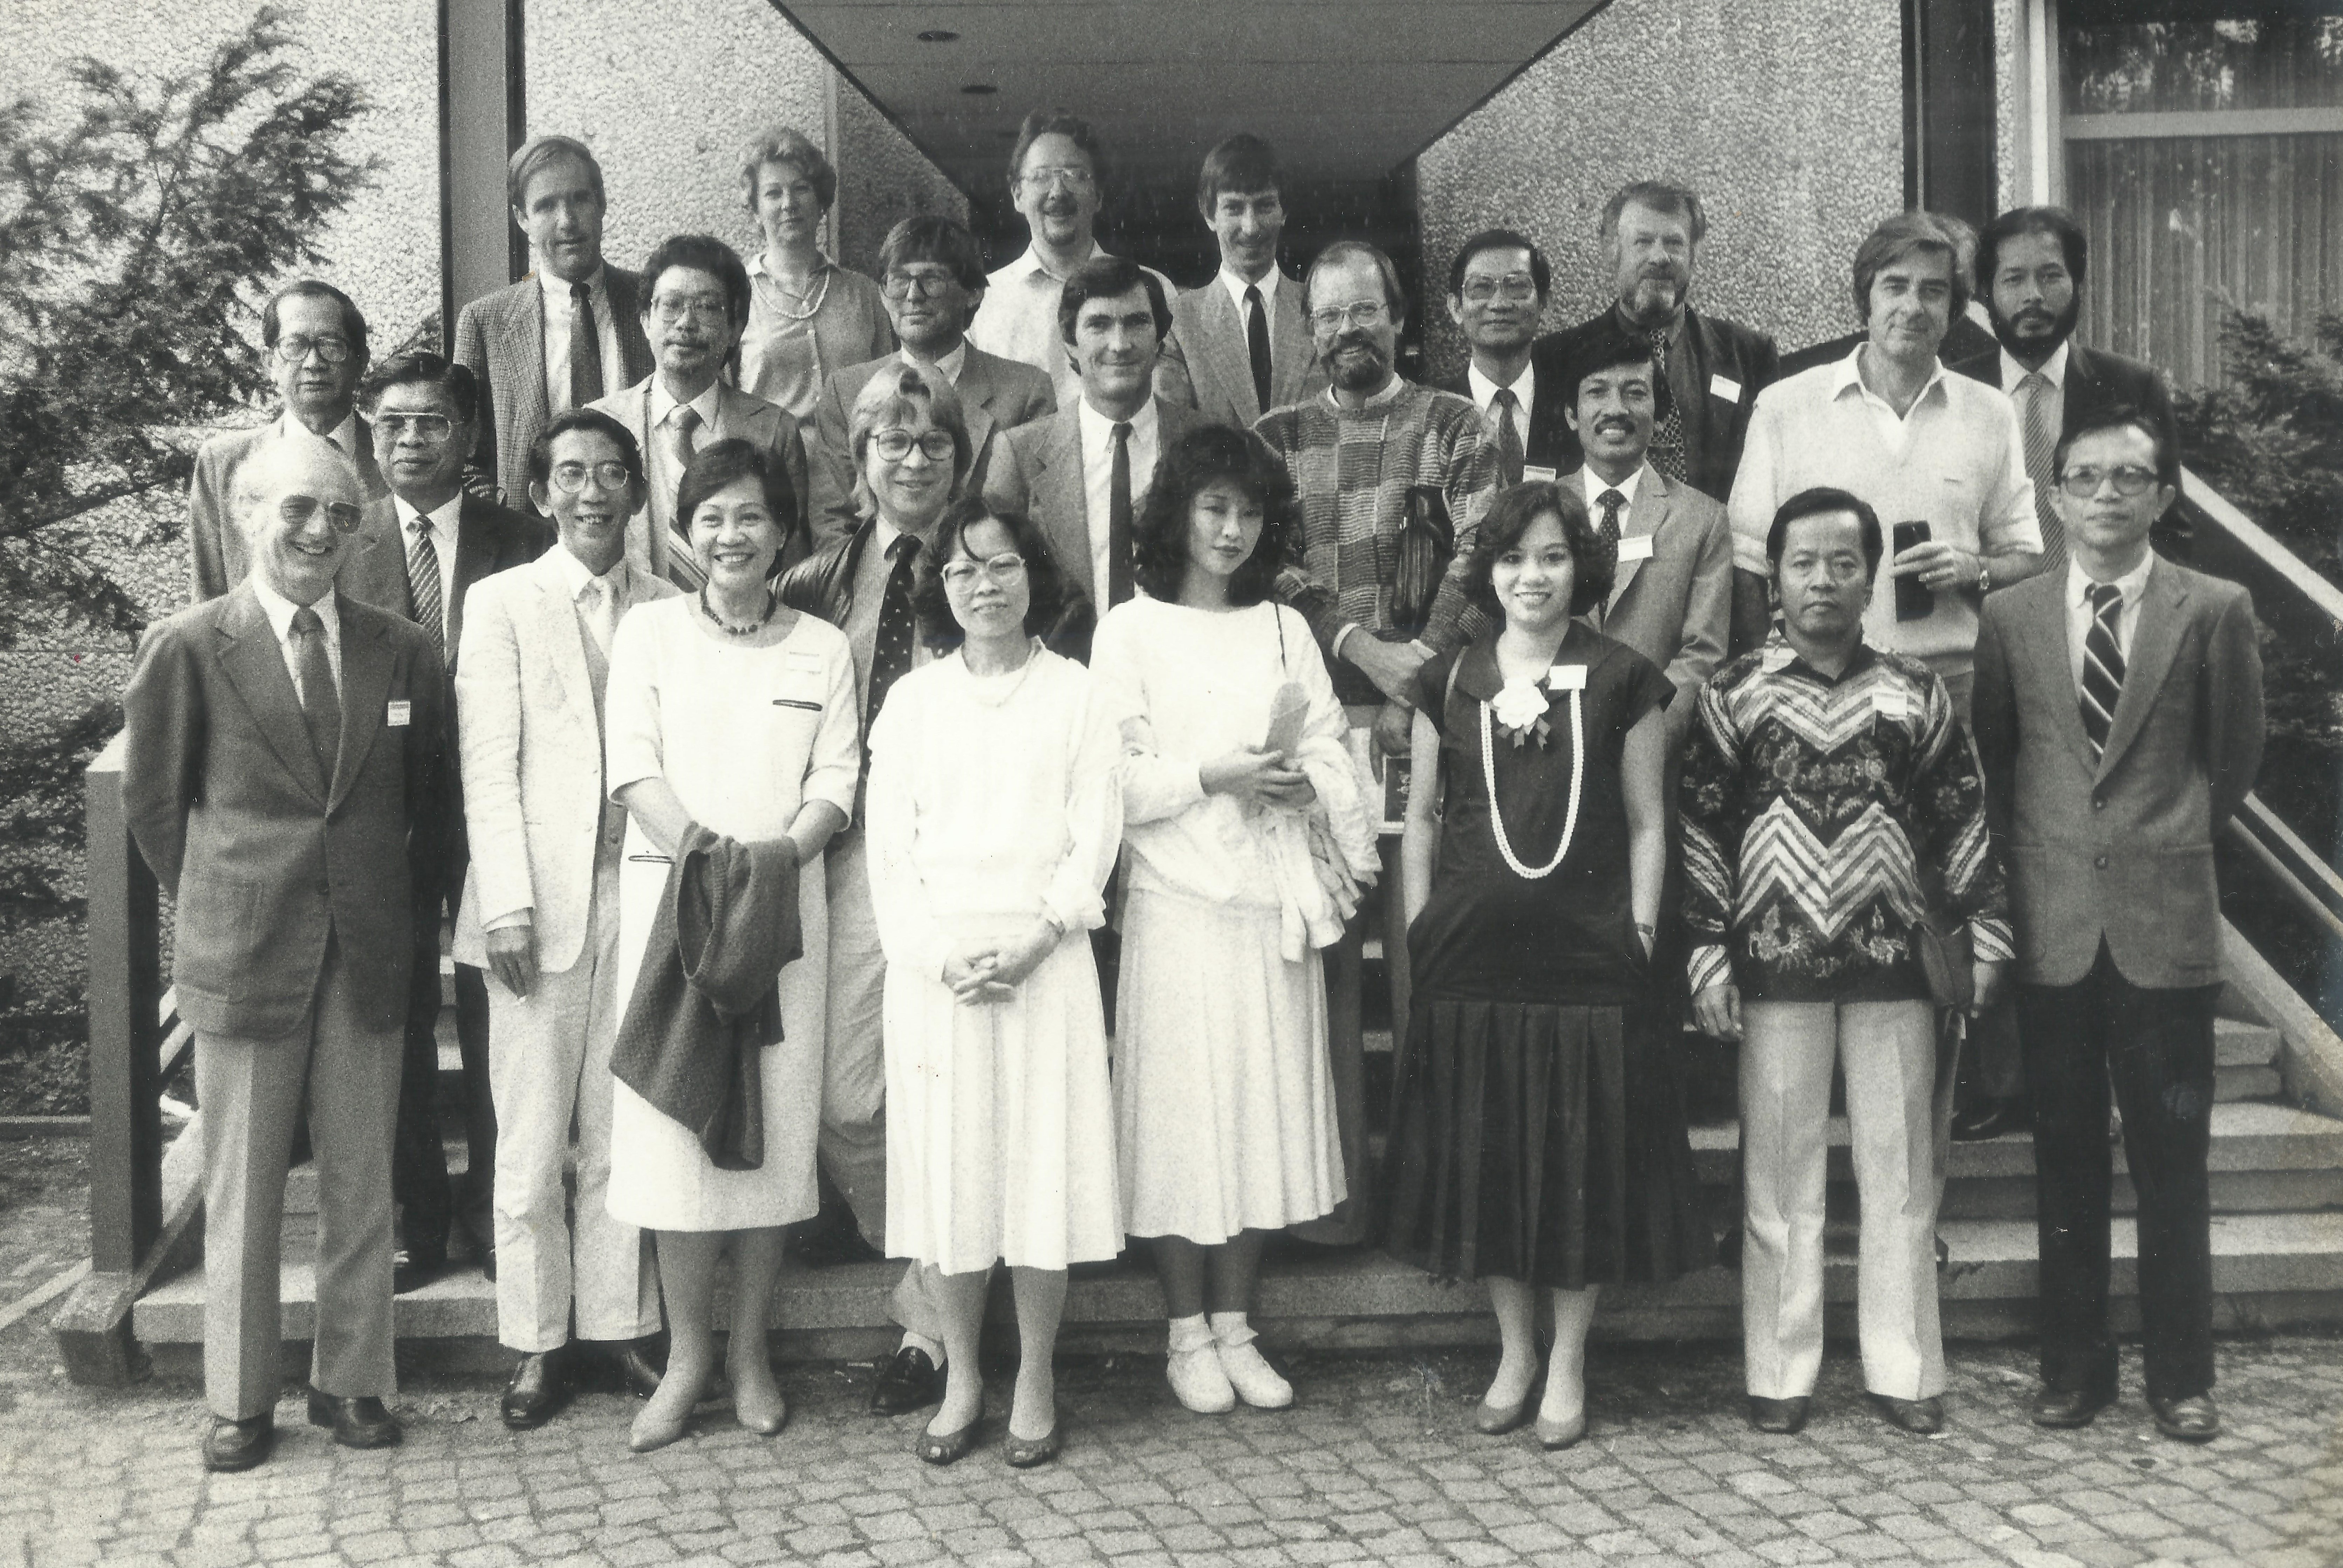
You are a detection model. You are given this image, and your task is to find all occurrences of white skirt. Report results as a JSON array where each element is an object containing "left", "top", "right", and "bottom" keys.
[
  {"left": 884, "top": 919, "right": 1123, "bottom": 1274},
  {"left": 1114, "top": 889, "right": 1345, "bottom": 1243}
]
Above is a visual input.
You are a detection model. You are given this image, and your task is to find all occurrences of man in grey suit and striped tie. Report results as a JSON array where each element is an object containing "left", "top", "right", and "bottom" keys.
[{"left": 1156, "top": 135, "right": 1323, "bottom": 429}]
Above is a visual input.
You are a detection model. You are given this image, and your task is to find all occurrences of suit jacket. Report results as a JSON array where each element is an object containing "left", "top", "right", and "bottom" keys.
[
  {"left": 453, "top": 269, "right": 655, "bottom": 512},
  {"left": 451, "top": 550, "right": 680, "bottom": 974},
  {"left": 1536, "top": 305, "right": 1779, "bottom": 504},
  {"left": 806, "top": 345, "right": 1054, "bottom": 544},
  {"left": 1159, "top": 272, "right": 1324, "bottom": 429},
  {"left": 997, "top": 398, "right": 1209, "bottom": 628},
  {"left": 185, "top": 417, "right": 389, "bottom": 603},
  {"left": 339, "top": 492, "right": 551, "bottom": 675},
  {"left": 1433, "top": 358, "right": 1576, "bottom": 479},
  {"left": 588, "top": 377, "right": 810, "bottom": 588},
  {"left": 1971, "top": 559, "right": 2264, "bottom": 990},
  {"left": 121, "top": 584, "right": 447, "bottom": 1040},
  {"left": 1566, "top": 464, "right": 1733, "bottom": 740}
]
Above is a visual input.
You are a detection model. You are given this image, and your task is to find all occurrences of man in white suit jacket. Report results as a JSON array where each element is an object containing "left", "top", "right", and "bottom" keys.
[
  {"left": 452, "top": 408, "right": 674, "bottom": 1428},
  {"left": 1155, "top": 135, "right": 1324, "bottom": 427}
]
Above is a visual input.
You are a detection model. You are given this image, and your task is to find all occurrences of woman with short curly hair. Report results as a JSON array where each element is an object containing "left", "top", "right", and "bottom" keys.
[{"left": 733, "top": 125, "right": 892, "bottom": 419}]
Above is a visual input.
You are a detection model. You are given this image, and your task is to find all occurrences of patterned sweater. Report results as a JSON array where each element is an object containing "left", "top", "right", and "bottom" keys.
[
  {"left": 1680, "top": 636, "right": 2011, "bottom": 1002},
  {"left": 1255, "top": 379, "right": 1498, "bottom": 661}
]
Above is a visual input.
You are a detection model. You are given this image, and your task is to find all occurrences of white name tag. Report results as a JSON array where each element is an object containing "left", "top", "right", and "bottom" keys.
[
  {"left": 1549, "top": 664, "right": 1589, "bottom": 690},
  {"left": 786, "top": 650, "right": 823, "bottom": 672},
  {"left": 1872, "top": 690, "right": 1909, "bottom": 719},
  {"left": 387, "top": 700, "right": 411, "bottom": 728},
  {"left": 1617, "top": 534, "right": 1656, "bottom": 563},
  {"left": 1522, "top": 464, "right": 1558, "bottom": 485},
  {"left": 1710, "top": 373, "right": 1743, "bottom": 403}
]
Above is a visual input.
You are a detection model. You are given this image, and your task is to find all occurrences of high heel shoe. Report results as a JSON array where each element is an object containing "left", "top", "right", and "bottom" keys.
[
  {"left": 1471, "top": 1394, "right": 1532, "bottom": 1435},
  {"left": 915, "top": 1417, "right": 982, "bottom": 1465},
  {"left": 1534, "top": 1408, "right": 1587, "bottom": 1450}
]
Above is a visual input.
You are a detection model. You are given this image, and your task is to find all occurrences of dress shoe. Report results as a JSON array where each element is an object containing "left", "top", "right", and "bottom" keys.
[
  {"left": 1951, "top": 1100, "right": 2027, "bottom": 1142},
  {"left": 1003, "top": 1414, "right": 1061, "bottom": 1468},
  {"left": 1870, "top": 1393, "right": 1945, "bottom": 1435},
  {"left": 1534, "top": 1409, "right": 1587, "bottom": 1450},
  {"left": 391, "top": 1248, "right": 451, "bottom": 1296},
  {"left": 201, "top": 1413, "right": 273, "bottom": 1472},
  {"left": 1748, "top": 1396, "right": 1809, "bottom": 1434},
  {"left": 915, "top": 1416, "right": 982, "bottom": 1465},
  {"left": 2030, "top": 1385, "right": 2115, "bottom": 1429},
  {"left": 501, "top": 1350, "right": 571, "bottom": 1430},
  {"left": 869, "top": 1346, "right": 943, "bottom": 1415},
  {"left": 306, "top": 1389, "right": 401, "bottom": 1449},
  {"left": 588, "top": 1340, "right": 666, "bottom": 1400},
  {"left": 2151, "top": 1392, "right": 2220, "bottom": 1443},
  {"left": 1471, "top": 1396, "right": 1532, "bottom": 1436}
]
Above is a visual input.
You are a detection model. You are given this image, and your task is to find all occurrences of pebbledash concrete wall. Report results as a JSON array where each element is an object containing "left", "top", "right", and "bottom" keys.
[{"left": 1412, "top": 0, "right": 1905, "bottom": 382}]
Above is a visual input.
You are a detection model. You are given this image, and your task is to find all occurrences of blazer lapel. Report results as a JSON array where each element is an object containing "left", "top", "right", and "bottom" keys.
[
  {"left": 501, "top": 294, "right": 550, "bottom": 455},
  {"left": 2095, "top": 565, "right": 2189, "bottom": 781},
  {"left": 1198, "top": 284, "right": 1258, "bottom": 422},
  {"left": 449, "top": 495, "right": 505, "bottom": 664},
  {"left": 1033, "top": 415, "right": 1092, "bottom": 600},
  {"left": 1607, "top": 465, "right": 1668, "bottom": 611},
  {"left": 2025, "top": 575, "right": 2097, "bottom": 773},
  {"left": 329, "top": 601, "right": 395, "bottom": 811},
  {"left": 956, "top": 349, "right": 1004, "bottom": 420},
  {"left": 608, "top": 268, "right": 654, "bottom": 386},
  {"left": 536, "top": 554, "right": 596, "bottom": 726},
  {"left": 1271, "top": 273, "right": 1317, "bottom": 408},
  {"left": 214, "top": 586, "right": 328, "bottom": 804}
]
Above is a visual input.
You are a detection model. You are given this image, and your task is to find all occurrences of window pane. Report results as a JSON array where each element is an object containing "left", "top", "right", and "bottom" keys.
[{"left": 2063, "top": 15, "right": 2343, "bottom": 115}]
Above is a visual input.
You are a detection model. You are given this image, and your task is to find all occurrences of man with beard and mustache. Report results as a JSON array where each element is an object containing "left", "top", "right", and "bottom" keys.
[
  {"left": 1434, "top": 230, "right": 1572, "bottom": 487},
  {"left": 1536, "top": 183, "right": 1778, "bottom": 510},
  {"left": 969, "top": 109, "right": 1181, "bottom": 416}
]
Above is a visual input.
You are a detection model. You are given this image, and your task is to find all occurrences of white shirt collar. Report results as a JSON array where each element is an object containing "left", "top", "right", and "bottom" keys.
[
  {"left": 248, "top": 569, "right": 338, "bottom": 644},
  {"left": 1833, "top": 343, "right": 1949, "bottom": 415},
  {"left": 905, "top": 340, "right": 969, "bottom": 385},
  {"left": 278, "top": 409, "right": 359, "bottom": 454},
  {"left": 1077, "top": 394, "right": 1159, "bottom": 450},
  {"left": 551, "top": 540, "right": 630, "bottom": 600},
  {"left": 539, "top": 263, "right": 608, "bottom": 308},
  {"left": 2000, "top": 338, "right": 2071, "bottom": 392},
  {"left": 649, "top": 376, "right": 723, "bottom": 429},
  {"left": 1006, "top": 240, "right": 1108, "bottom": 285},
  {"left": 1466, "top": 359, "right": 1533, "bottom": 412},
  {"left": 1580, "top": 465, "right": 1644, "bottom": 512},
  {"left": 1218, "top": 265, "right": 1280, "bottom": 319},
  {"left": 2068, "top": 549, "right": 2155, "bottom": 609},
  {"left": 393, "top": 491, "right": 464, "bottom": 537}
]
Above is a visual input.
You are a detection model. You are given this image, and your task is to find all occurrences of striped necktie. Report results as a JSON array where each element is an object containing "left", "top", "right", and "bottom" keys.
[
  {"left": 2018, "top": 372, "right": 2064, "bottom": 566},
  {"left": 406, "top": 516, "right": 444, "bottom": 659},
  {"left": 2080, "top": 582, "right": 2125, "bottom": 760}
]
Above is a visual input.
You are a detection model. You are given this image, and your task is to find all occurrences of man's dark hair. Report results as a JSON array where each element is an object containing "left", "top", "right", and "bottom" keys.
[
  {"left": 1056, "top": 255, "right": 1171, "bottom": 348},
  {"left": 1976, "top": 205, "right": 2089, "bottom": 293},
  {"left": 638, "top": 233, "right": 752, "bottom": 329},
  {"left": 1132, "top": 423, "right": 1297, "bottom": 607},
  {"left": 675, "top": 438, "right": 798, "bottom": 560},
  {"left": 1007, "top": 108, "right": 1105, "bottom": 191},
  {"left": 262, "top": 280, "right": 368, "bottom": 361},
  {"left": 507, "top": 134, "right": 605, "bottom": 211},
  {"left": 1304, "top": 240, "right": 1408, "bottom": 321},
  {"left": 528, "top": 407, "right": 644, "bottom": 489},
  {"left": 1196, "top": 133, "right": 1282, "bottom": 218},
  {"left": 878, "top": 215, "right": 988, "bottom": 295},
  {"left": 2053, "top": 402, "right": 2178, "bottom": 491},
  {"left": 1464, "top": 481, "right": 1613, "bottom": 619},
  {"left": 1599, "top": 180, "right": 1708, "bottom": 247},
  {"left": 1448, "top": 228, "right": 1551, "bottom": 304},
  {"left": 1852, "top": 211, "right": 1973, "bottom": 324},
  {"left": 1558, "top": 313, "right": 1660, "bottom": 408},
  {"left": 912, "top": 498, "right": 1070, "bottom": 649},
  {"left": 1765, "top": 486, "right": 1884, "bottom": 580},
  {"left": 359, "top": 351, "right": 478, "bottom": 424}
]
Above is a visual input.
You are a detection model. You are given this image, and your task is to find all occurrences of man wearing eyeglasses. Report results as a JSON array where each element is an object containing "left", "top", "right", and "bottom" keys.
[
  {"left": 968, "top": 109, "right": 1181, "bottom": 414},
  {"left": 125, "top": 437, "right": 447, "bottom": 1471},
  {"left": 1434, "top": 230, "right": 1570, "bottom": 488},
  {"left": 187, "top": 280, "right": 389, "bottom": 602},
  {"left": 808, "top": 216, "right": 1055, "bottom": 545},
  {"left": 1972, "top": 408, "right": 2262, "bottom": 1445}
]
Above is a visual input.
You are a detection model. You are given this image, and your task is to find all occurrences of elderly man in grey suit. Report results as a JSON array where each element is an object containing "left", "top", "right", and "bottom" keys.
[
  {"left": 807, "top": 215, "right": 1053, "bottom": 544},
  {"left": 187, "top": 281, "right": 387, "bottom": 601},
  {"left": 1156, "top": 135, "right": 1321, "bottom": 428},
  {"left": 124, "top": 438, "right": 446, "bottom": 1471},
  {"left": 1973, "top": 406, "right": 2263, "bottom": 1445},
  {"left": 454, "top": 136, "right": 654, "bottom": 513}
]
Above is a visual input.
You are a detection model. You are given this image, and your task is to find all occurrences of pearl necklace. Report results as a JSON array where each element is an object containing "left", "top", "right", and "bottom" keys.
[
  {"left": 1478, "top": 688, "right": 1584, "bottom": 879},
  {"left": 759, "top": 260, "right": 832, "bottom": 321}
]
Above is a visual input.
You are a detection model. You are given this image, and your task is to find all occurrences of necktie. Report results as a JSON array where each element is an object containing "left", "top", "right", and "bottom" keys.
[
  {"left": 2018, "top": 372, "right": 2064, "bottom": 567},
  {"left": 1594, "top": 488, "right": 1625, "bottom": 546},
  {"left": 2081, "top": 583, "right": 2126, "bottom": 760},
  {"left": 869, "top": 535, "right": 920, "bottom": 729},
  {"left": 1243, "top": 284, "right": 1272, "bottom": 416},
  {"left": 569, "top": 282, "right": 604, "bottom": 411},
  {"left": 1647, "top": 327, "right": 1688, "bottom": 482},
  {"left": 664, "top": 405, "right": 703, "bottom": 561},
  {"left": 406, "top": 517, "right": 444, "bottom": 659},
  {"left": 1108, "top": 420, "right": 1135, "bottom": 608},
  {"left": 580, "top": 575, "right": 616, "bottom": 656},
  {"left": 289, "top": 604, "right": 340, "bottom": 779},
  {"left": 1489, "top": 387, "right": 1526, "bottom": 488}
]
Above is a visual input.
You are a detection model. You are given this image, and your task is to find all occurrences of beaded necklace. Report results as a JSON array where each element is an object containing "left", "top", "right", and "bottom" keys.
[
  {"left": 698, "top": 584, "right": 777, "bottom": 638},
  {"left": 759, "top": 259, "right": 832, "bottom": 322},
  {"left": 1478, "top": 686, "right": 1584, "bottom": 879}
]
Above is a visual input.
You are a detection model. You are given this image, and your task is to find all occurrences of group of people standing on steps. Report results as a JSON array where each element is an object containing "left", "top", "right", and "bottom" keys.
[{"left": 131, "top": 102, "right": 2260, "bottom": 1478}]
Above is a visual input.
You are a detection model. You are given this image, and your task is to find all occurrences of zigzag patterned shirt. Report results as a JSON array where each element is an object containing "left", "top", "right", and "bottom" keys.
[{"left": 1681, "top": 635, "right": 2011, "bottom": 1002}]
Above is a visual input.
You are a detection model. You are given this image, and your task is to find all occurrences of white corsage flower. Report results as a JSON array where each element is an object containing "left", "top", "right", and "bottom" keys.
[{"left": 1489, "top": 678, "right": 1552, "bottom": 747}]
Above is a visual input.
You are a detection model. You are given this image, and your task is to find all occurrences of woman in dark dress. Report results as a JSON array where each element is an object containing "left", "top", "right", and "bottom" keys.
[{"left": 1381, "top": 481, "right": 1711, "bottom": 1449}]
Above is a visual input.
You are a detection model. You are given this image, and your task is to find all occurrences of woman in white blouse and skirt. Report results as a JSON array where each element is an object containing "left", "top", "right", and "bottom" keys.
[
  {"left": 865, "top": 499, "right": 1122, "bottom": 1466},
  {"left": 1089, "top": 425, "right": 1379, "bottom": 1415}
]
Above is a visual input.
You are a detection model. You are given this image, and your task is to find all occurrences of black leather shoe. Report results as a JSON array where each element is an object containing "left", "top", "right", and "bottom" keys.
[
  {"left": 306, "top": 1390, "right": 401, "bottom": 1449},
  {"left": 501, "top": 1351, "right": 570, "bottom": 1430},
  {"left": 201, "top": 1413, "right": 273, "bottom": 1472},
  {"left": 392, "top": 1248, "right": 451, "bottom": 1295},
  {"left": 1951, "top": 1100, "right": 2027, "bottom": 1142},
  {"left": 2151, "top": 1392, "right": 2220, "bottom": 1443},
  {"left": 599, "top": 1340, "right": 666, "bottom": 1401},
  {"left": 870, "top": 1347, "right": 942, "bottom": 1415},
  {"left": 1870, "top": 1393, "right": 1945, "bottom": 1435},
  {"left": 1748, "top": 1396, "right": 1809, "bottom": 1434},
  {"left": 2030, "top": 1385, "right": 2115, "bottom": 1428}
]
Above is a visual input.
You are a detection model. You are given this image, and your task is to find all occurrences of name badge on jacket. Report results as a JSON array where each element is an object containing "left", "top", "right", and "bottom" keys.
[
  {"left": 387, "top": 700, "right": 412, "bottom": 728},
  {"left": 1710, "top": 373, "right": 1743, "bottom": 403},
  {"left": 1617, "top": 535, "right": 1656, "bottom": 563}
]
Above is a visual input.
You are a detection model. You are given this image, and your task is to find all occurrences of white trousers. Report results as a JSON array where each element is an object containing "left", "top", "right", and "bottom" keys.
[
  {"left": 1741, "top": 998, "right": 1950, "bottom": 1402},
  {"left": 487, "top": 856, "right": 661, "bottom": 1351}
]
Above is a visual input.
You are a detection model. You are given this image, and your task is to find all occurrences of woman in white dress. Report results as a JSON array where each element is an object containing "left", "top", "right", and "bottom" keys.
[
  {"left": 1089, "top": 424, "right": 1379, "bottom": 1415},
  {"left": 604, "top": 439, "right": 860, "bottom": 1451},
  {"left": 865, "top": 499, "right": 1122, "bottom": 1467}
]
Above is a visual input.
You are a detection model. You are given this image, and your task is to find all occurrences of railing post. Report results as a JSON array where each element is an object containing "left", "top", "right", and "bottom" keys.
[{"left": 82, "top": 733, "right": 162, "bottom": 1274}]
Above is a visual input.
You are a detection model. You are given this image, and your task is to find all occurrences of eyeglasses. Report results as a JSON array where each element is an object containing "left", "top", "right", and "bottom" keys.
[
  {"left": 940, "top": 552, "right": 1028, "bottom": 589},
  {"left": 2057, "top": 464, "right": 2159, "bottom": 499},
  {"left": 649, "top": 293, "right": 729, "bottom": 324},
  {"left": 548, "top": 459, "right": 633, "bottom": 494},
  {"left": 273, "top": 334, "right": 352, "bottom": 365},
  {"left": 276, "top": 495, "right": 366, "bottom": 534},
  {"left": 882, "top": 268, "right": 961, "bottom": 300},
  {"left": 871, "top": 429, "right": 957, "bottom": 463},
  {"left": 1019, "top": 165, "right": 1095, "bottom": 191},
  {"left": 1309, "top": 301, "right": 1390, "bottom": 334},
  {"left": 375, "top": 412, "right": 454, "bottom": 440},
  {"left": 1459, "top": 274, "right": 1539, "bottom": 304}
]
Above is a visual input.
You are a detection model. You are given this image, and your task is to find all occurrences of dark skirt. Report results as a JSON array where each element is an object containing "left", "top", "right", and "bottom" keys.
[{"left": 1379, "top": 997, "right": 1714, "bottom": 1289}]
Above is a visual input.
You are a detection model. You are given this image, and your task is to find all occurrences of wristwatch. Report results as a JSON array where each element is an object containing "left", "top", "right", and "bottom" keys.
[{"left": 1976, "top": 559, "right": 1994, "bottom": 595}]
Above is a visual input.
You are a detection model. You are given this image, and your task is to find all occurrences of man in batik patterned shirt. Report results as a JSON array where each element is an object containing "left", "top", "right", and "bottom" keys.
[{"left": 1681, "top": 486, "right": 2010, "bottom": 1443}]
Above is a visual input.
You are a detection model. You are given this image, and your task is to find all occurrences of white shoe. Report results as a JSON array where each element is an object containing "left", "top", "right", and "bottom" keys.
[
  {"left": 1167, "top": 1342, "right": 1236, "bottom": 1413},
  {"left": 1215, "top": 1338, "right": 1293, "bottom": 1409}
]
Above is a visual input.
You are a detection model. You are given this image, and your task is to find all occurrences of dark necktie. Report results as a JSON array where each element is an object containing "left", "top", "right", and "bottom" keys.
[
  {"left": 1108, "top": 420, "right": 1135, "bottom": 607},
  {"left": 2018, "top": 372, "right": 2064, "bottom": 568},
  {"left": 1489, "top": 387, "right": 1526, "bottom": 488},
  {"left": 289, "top": 604, "right": 340, "bottom": 779},
  {"left": 406, "top": 517, "right": 444, "bottom": 659},
  {"left": 869, "top": 534, "right": 920, "bottom": 729},
  {"left": 1594, "top": 487, "right": 1625, "bottom": 546},
  {"left": 2081, "top": 583, "right": 2126, "bottom": 760},
  {"left": 1647, "top": 326, "right": 1688, "bottom": 482},
  {"left": 1244, "top": 284, "right": 1272, "bottom": 416},
  {"left": 569, "top": 281, "right": 604, "bottom": 411}
]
